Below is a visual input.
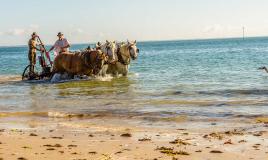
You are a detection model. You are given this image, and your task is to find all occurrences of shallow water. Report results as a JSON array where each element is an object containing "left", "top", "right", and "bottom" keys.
[{"left": 1, "top": 38, "right": 268, "bottom": 123}]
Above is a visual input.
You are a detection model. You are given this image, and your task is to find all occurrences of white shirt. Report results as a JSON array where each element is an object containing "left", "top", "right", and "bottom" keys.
[{"left": 53, "top": 38, "right": 70, "bottom": 56}]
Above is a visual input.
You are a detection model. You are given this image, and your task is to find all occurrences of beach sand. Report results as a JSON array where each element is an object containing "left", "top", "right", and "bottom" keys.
[{"left": 0, "top": 117, "right": 267, "bottom": 160}]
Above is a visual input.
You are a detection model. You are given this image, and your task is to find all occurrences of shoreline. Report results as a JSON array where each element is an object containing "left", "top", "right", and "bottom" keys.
[{"left": 0, "top": 116, "right": 267, "bottom": 160}]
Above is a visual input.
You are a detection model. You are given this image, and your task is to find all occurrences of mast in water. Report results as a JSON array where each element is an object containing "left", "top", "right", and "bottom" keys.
[{"left": 242, "top": 26, "right": 245, "bottom": 40}]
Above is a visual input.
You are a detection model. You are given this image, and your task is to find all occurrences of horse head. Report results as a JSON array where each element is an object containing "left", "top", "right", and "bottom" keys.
[
  {"left": 96, "top": 41, "right": 117, "bottom": 64},
  {"left": 127, "top": 40, "right": 139, "bottom": 60},
  {"left": 106, "top": 40, "right": 118, "bottom": 63}
]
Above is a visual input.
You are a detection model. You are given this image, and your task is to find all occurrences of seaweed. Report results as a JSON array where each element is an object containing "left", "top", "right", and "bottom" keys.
[
  {"left": 210, "top": 150, "right": 223, "bottom": 153},
  {"left": 138, "top": 138, "right": 151, "bottom": 141},
  {"left": 120, "top": 133, "right": 132, "bottom": 137},
  {"left": 156, "top": 146, "right": 190, "bottom": 156},
  {"left": 169, "top": 139, "right": 190, "bottom": 145},
  {"left": 29, "top": 133, "right": 38, "bottom": 136},
  {"left": 43, "top": 144, "right": 62, "bottom": 147}
]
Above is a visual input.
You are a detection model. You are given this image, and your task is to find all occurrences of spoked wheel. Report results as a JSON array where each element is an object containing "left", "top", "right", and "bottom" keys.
[{"left": 22, "top": 65, "right": 39, "bottom": 80}]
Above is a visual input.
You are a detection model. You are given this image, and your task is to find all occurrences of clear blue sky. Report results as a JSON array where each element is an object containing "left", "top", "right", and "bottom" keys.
[{"left": 1, "top": 0, "right": 268, "bottom": 46}]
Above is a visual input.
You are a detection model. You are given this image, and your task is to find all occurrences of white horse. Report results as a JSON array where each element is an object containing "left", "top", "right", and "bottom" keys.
[
  {"left": 96, "top": 40, "right": 117, "bottom": 63},
  {"left": 101, "top": 40, "right": 139, "bottom": 76}
]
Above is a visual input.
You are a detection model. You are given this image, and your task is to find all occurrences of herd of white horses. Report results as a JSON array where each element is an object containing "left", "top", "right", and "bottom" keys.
[{"left": 51, "top": 40, "right": 139, "bottom": 82}]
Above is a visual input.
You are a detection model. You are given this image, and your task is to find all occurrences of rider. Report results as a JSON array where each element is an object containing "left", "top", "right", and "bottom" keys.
[
  {"left": 47, "top": 32, "right": 70, "bottom": 57},
  {"left": 28, "top": 32, "right": 43, "bottom": 73}
]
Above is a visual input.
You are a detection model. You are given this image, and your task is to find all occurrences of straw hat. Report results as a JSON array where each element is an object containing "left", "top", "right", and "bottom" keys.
[{"left": 57, "top": 32, "right": 63, "bottom": 36}]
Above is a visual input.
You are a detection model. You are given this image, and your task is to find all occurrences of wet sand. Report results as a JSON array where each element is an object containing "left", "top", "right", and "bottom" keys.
[{"left": 0, "top": 117, "right": 267, "bottom": 160}]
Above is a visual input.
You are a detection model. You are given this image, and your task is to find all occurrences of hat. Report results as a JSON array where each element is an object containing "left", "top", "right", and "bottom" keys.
[
  {"left": 57, "top": 32, "right": 63, "bottom": 36},
  {"left": 31, "top": 32, "right": 37, "bottom": 37}
]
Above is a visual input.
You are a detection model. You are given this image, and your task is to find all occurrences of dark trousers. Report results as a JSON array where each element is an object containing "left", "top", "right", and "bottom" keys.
[{"left": 28, "top": 51, "right": 36, "bottom": 73}]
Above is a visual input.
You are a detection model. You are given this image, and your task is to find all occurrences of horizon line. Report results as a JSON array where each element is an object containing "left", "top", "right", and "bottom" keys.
[{"left": 1, "top": 35, "right": 268, "bottom": 48}]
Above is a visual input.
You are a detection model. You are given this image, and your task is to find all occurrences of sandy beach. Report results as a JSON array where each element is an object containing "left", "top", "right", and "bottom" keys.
[{"left": 0, "top": 116, "right": 267, "bottom": 160}]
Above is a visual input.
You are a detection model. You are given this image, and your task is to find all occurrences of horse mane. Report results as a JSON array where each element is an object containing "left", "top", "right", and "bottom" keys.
[
  {"left": 80, "top": 50, "right": 97, "bottom": 68},
  {"left": 119, "top": 44, "right": 130, "bottom": 56},
  {"left": 116, "top": 44, "right": 131, "bottom": 65}
]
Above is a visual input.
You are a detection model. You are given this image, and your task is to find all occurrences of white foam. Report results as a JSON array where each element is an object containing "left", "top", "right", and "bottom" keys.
[
  {"left": 51, "top": 73, "right": 76, "bottom": 83},
  {"left": 48, "top": 111, "right": 76, "bottom": 118},
  {"left": 134, "top": 73, "right": 139, "bottom": 77},
  {"left": 50, "top": 72, "right": 115, "bottom": 83},
  {"left": 94, "top": 75, "right": 114, "bottom": 81},
  {"left": 50, "top": 73, "right": 62, "bottom": 83}
]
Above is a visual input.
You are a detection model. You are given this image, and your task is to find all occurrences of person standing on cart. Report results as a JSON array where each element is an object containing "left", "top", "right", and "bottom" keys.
[
  {"left": 28, "top": 32, "right": 43, "bottom": 73},
  {"left": 47, "top": 32, "right": 70, "bottom": 57}
]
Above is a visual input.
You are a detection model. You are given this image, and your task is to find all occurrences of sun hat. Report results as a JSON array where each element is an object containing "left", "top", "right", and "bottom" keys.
[
  {"left": 57, "top": 32, "right": 63, "bottom": 36},
  {"left": 31, "top": 32, "right": 37, "bottom": 37}
]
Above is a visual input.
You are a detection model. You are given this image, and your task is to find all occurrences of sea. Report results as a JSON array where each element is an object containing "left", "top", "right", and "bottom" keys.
[{"left": 1, "top": 37, "right": 268, "bottom": 127}]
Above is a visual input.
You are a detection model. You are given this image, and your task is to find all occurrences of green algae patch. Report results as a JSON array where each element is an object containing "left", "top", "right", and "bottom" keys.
[
  {"left": 156, "top": 147, "right": 190, "bottom": 156},
  {"left": 256, "top": 117, "right": 268, "bottom": 123}
]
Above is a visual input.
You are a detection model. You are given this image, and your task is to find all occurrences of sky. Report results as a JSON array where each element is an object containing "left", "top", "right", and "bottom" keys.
[{"left": 1, "top": 0, "right": 268, "bottom": 46}]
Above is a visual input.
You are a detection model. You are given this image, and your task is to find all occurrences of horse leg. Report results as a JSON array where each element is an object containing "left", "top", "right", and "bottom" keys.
[
  {"left": 49, "top": 67, "right": 58, "bottom": 81},
  {"left": 115, "top": 63, "right": 128, "bottom": 76},
  {"left": 122, "top": 72, "right": 128, "bottom": 76},
  {"left": 113, "top": 71, "right": 118, "bottom": 77},
  {"left": 50, "top": 71, "right": 65, "bottom": 83},
  {"left": 101, "top": 64, "right": 109, "bottom": 77},
  {"left": 69, "top": 73, "right": 75, "bottom": 79}
]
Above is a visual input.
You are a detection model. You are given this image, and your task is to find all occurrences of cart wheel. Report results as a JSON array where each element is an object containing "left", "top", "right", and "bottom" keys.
[{"left": 22, "top": 65, "right": 37, "bottom": 80}]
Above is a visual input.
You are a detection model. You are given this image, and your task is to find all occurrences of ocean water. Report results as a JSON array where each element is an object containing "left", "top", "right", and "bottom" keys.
[{"left": 1, "top": 37, "right": 268, "bottom": 122}]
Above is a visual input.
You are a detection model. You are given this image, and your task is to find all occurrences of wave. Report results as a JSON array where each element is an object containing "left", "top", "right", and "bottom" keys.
[
  {"left": 48, "top": 112, "right": 90, "bottom": 118},
  {"left": 198, "top": 89, "right": 268, "bottom": 96},
  {"left": 0, "top": 75, "right": 21, "bottom": 84},
  {"left": 0, "top": 111, "right": 267, "bottom": 124},
  {"left": 147, "top": 99, "right": 268, "bottom": 106},
  {"left": 166, "top": 89, "right": 268, "bottom": 97},
  {"left": 0, "top": 111, "right": 48, "bottom": 117},
  {"left": 0, "top": 111, "right": 91, "bottom": 118},
  {"left": 0, "top": 111, "right": 119, "bottom": 119}
]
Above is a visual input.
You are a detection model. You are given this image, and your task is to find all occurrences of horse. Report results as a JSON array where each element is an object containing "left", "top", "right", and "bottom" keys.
[
  {"left": 51, "top": 50, "right": 107, "bottom": 79},
  {"left": 96, "top": 40, "right": 117, "bottom": 63},
  {"left": 101, "top": 40, "right": 139, "bottom": 76}
]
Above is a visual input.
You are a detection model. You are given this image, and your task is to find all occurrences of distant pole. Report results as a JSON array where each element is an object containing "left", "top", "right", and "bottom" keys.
[{"left": 242, "top": 27, "right": 245, "bottom": 40}]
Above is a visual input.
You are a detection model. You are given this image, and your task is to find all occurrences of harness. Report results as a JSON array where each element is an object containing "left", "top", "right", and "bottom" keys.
[
  {"left": 82, "top": 51, "right": 101, "bottom": 72},
  {"left": 101, "top": 45, "right": 116, "bottom": 65},
  {"left": 69, "top": 55, "right": 73, "bottom": 70},
  {"left": 82, "top": 52, "right": 94, "bottom": 69},
  {"left": 116, "top": 47, "right": 130, "bottom": 65}
]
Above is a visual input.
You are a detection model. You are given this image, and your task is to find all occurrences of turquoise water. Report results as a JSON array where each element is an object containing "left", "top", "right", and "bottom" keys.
[{"left": 1, "top": 37, "right": 268, "bottom": 121}]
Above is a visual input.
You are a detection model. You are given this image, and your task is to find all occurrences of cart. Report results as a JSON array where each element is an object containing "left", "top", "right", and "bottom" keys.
[{"left": 22, "top": 37, "right": 52, "bottom": 81}]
